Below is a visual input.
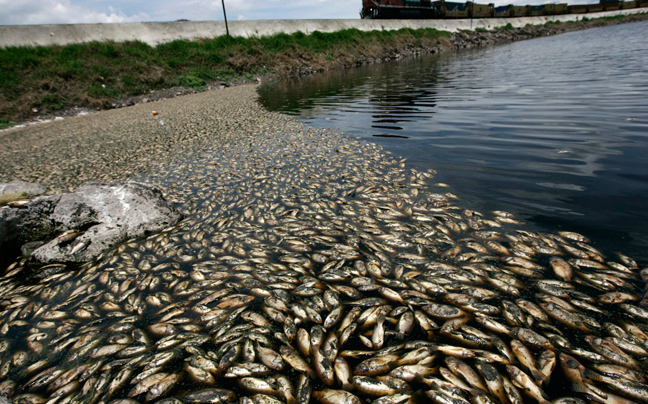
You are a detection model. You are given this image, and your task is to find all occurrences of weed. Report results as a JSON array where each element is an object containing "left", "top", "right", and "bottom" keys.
[
  {"left": 212, "top": 69, "right": 237, "bottom": 81},
  {"left": 92, "top": 65, "right": 111, "bottom": 79},
  {"left": 0, "top": 119, "right": 17, "bottom": 130},
  {"left": 40, "top": 93, "right": 65, "bottom": 110},
  {"left": 87, "top": 85, "right": 119, "bottom": 99},
  {"left": 475, "top": 27, "right": 488, "bottom": 32},
  {"left": 177, "top": 73, "right": 206, "bottom": 89}
]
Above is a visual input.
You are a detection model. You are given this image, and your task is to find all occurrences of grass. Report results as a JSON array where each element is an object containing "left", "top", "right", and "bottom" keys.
[
  {"left": 0, "top": 27, "right": 450, "bottom": 121},
  {"left": 0, "top": 119, "right": 17, "bottom": 130}
]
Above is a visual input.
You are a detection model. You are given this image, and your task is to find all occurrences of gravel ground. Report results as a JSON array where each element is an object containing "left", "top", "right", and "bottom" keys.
[{"left": 0, "top": 85, "right": 280, "bottom": 194}]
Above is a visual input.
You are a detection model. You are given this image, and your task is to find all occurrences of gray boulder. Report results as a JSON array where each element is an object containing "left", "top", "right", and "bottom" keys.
[
  {"left": 0, "top": 180, "right": 46, "bottom": 197},
  {"left": 0, "top": 182, "right": 182, "bottom": 264},
  {"left": 0, "top": 195, "right": 61, "bottom": 248}
]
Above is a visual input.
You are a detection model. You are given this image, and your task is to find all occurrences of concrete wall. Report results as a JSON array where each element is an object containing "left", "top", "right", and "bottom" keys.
[{"left": 1, "top": 8, "right": 646, "bottom": 48}]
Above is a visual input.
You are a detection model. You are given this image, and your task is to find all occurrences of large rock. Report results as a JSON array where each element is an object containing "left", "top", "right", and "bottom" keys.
[
  {"left": 0, "top": 195, "right": 61, "bottom": 249},
  {"left": 0, "top": 182, "right": 182, "bottom": 264}
]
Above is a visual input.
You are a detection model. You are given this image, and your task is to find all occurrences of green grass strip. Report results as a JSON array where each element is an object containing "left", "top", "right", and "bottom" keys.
[{"left": 0, "top": 28, "right": 449, "bottom": 121}]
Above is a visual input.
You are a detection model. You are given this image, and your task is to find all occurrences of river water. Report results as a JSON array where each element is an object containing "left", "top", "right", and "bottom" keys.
[{"left": 260, "top": 20, "right": 648, "bottom": 263}]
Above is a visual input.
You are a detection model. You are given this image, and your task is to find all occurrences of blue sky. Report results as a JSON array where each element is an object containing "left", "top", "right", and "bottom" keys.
[{"left": 0, "top": 0, "right": 596, "bottom": 25}]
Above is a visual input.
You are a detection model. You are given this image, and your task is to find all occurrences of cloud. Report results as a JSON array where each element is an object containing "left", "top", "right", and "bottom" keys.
[
  {"left": 168, "top": 0, "right": 358, "bottom": 21},
  {"left": 0, "top": 0, "right": 150, "bottom": 25},
  {"left": 0, "top": 0, "right": 362, "bottom": 25}
]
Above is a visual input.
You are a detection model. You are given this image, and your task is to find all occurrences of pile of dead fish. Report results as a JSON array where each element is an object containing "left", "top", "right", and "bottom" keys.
[{"left": 0, "top": 123, "right": 646, "bottom": 404}]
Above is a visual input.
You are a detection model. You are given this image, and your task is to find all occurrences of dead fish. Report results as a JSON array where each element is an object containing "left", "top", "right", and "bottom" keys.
[
  {"left": 280, "top": 346, "right": 316, "bottom": 378},
  {"left": 182, "top": 388, "right": 238, "bottom": 403},
  {"left": 352, "top": 376, "right": 398, "bottom": 397},
  {"left": 506, "top": 365, "right": 550, "bottom": 404},
  {"left": 146, "top": 372, "right": 182, "bottom": 401},
  {"left": 312, "top": 389, "right": 362, "bottom": 404},
  {"left": 354, "top": 354, "right": 400, "bottom": 376},
  {"left": 549, "top": 257, "right": 573, "bottom": 282},
  {"left": 256, "top": 343, "right": 284, "bottom": 371}
]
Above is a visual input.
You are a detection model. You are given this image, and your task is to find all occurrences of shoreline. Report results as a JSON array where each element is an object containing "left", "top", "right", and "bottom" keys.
[
  {"left": 1, "top": 14, "right": 647, "bottom": 213},
  {"left": 1, "top": 12, "right": 647, "bottom": 128},
  {"left": 0, "top": 85, "right": 275, "bottom": 194},
  {"left": 0, "top": 63, "right": 647, "bottom": 404}
]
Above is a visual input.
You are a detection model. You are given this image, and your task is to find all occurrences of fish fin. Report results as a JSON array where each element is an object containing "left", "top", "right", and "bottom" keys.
[
  {"left": 583, "top": 369, "right": 604, "bottom": 382},
  {"left": 583, "top": 382, "right": 608, "bottom": 401},
  {"left": 570, "top": 381, "right": 590, "bottom": 394},
  {"left": 582, "top": 393, "right": 607, "bottom": 404},
  {"left": 412, "top": 374, "right": 427, "bottom": 386},
  {"left": 531, "top": 370, "right": 546, "bottom": 385},
  {"left": 342, "top": 382, "right": 354, "bottom": 392}
]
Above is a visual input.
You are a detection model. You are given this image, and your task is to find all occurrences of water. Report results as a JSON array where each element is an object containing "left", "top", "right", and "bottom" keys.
[{"left": 260, "top": 21, "right": 648, "bottom": 264}]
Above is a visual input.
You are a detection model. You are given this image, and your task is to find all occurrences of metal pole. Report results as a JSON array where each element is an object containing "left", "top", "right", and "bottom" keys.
[{"left": 221, "top": 0, "right": 230, "bottom": 37}]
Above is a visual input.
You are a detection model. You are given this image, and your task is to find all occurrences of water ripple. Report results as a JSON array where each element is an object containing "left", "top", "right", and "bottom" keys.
[{"left": 260, "top": 21, "right": 648, "bottom": 261}]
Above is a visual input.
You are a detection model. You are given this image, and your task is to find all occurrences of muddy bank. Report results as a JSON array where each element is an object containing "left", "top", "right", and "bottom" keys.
[
  {"left": 448, "top": 13, "right": 648, "bottom": 50},
  {"left": 343, "top": 13, "right": 648, "bottom": 66}
]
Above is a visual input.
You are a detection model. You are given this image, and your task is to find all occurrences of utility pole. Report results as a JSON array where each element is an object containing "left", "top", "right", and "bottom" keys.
[{"left": 221, "top": 0, "right": 230, "bottom": 37}]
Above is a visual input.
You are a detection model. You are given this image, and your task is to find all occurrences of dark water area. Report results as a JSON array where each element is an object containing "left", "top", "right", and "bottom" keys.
[{"left": 259, "top": 20, "right": 648, "bottom": 264}]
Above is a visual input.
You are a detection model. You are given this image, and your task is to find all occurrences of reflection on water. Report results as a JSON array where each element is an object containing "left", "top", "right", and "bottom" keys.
[{"left": 259, "top": 20, "right": 648, "bottom": 262}]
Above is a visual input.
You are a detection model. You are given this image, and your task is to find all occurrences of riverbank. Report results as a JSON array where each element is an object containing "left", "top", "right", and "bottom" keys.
[
  {"left": 0, "top": 63, "right": 646, "bottom": 404},
  {"left": 1, "top": 12, "right": 647, "bottom": 127}
]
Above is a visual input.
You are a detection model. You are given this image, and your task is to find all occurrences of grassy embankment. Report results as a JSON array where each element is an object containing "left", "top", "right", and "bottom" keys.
[
  {"left": 0, "top": 28, "right": 451, "bottom": 123},
  {"left": 0, "top": 12, "right": 645, "bottom": 126}
]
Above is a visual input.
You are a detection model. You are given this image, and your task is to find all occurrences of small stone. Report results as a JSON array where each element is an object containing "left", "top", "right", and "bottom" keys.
[{"left": 0, "top": 180, "right": 45, "bottom": 197}]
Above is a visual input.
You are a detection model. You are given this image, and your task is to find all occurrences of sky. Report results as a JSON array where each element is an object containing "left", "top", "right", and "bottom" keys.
[{"left": 0, "top": 0, "right": 598, "bottom": 25}]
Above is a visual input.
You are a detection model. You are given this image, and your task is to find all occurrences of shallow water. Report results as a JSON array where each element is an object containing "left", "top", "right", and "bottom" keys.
[{"left": 260, "top": 20, "right": 648, "bottom": 263}]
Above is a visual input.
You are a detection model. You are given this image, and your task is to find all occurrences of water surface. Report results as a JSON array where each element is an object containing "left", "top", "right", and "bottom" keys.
[{"left": 260, "top": 21, "right": 648, "bottom": 263}]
